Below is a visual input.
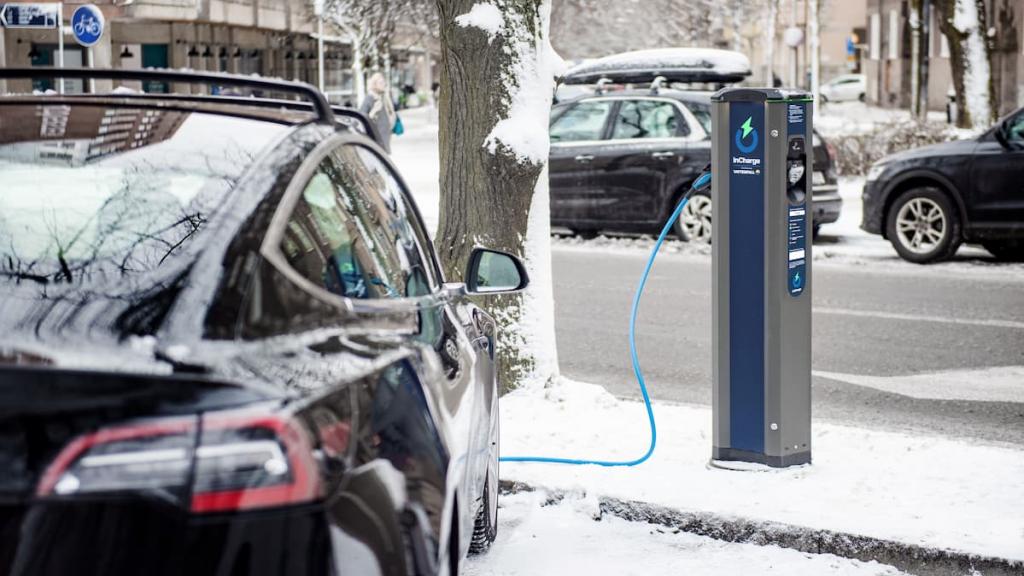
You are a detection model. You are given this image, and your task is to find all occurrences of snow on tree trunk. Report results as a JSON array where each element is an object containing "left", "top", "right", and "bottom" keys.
[
  {"left": 937, "top": 0, "right": 995, "bottom": 129},
  {"left": 435, "top": 0, "right": 563, "bottom": 392}
]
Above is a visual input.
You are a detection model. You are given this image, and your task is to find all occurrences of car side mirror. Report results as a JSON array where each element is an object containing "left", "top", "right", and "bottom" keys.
[{"left": 465, "top": 248, "right": 529, "bottom": 295}]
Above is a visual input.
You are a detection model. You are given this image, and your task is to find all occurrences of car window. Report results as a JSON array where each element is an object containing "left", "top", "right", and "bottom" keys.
[
  {"left": 1006, "top": 113, "right": 1024, "bottom": 144},
  {"left": 550, "top": 100, "right": 613, "bottom": 142},
  {"left": 612, "top": 100, "right": 684, "bottom": 140},
  {"left": 684, "top": 101, "right": 712, "bottom": 135},
  {"left": 0, "top": 106, "right": 286, "bottom": 288},
  {"left": 279, "top": 144, "right": 436, "bottom": 301}
]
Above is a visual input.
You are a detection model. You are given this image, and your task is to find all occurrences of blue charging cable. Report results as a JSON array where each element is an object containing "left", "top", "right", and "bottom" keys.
[{"left": 500, "top": 171, "right": 712, "bottom": 467}]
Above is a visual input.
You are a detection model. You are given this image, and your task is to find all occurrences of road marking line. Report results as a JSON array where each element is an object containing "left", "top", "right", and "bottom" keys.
[
  {"left": 813, "top": 367, "right": 1024, "bottom": 403},
  {"left": 815, "top": 307, "right": 1024, "bottom": 330}
]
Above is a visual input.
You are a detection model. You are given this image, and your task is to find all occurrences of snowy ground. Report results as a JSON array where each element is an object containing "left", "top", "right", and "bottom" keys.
[
  {"left": 498, "top": 379, "right": 1024, "bottom": 563},
  {"left": 464, "top": 491, "right": 909, "bottom": 576}
]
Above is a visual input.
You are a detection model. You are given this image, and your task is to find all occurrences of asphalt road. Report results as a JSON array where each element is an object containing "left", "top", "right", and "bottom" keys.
[{"left": 552, "top": 246, "right": 1024, "bottom": 446}]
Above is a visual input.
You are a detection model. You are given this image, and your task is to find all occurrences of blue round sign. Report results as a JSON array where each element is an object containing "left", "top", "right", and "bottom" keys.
[{"left": 71, "top": 5, "right": 105, "bottom": 47}]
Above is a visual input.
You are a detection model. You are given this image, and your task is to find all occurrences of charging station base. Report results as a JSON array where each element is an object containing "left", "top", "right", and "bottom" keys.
[{"left": 712, "top": 447, "right": 811, "bottom": 468}]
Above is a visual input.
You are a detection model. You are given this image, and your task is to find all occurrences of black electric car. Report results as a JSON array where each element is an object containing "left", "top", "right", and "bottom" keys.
[
  {"left": 0, "top": 68, "right": 522, "bottom": 576},
  {"left": 549, "top": 89, "right": 842, "bottom": 241},
  {"left": 861, "top": 105, "right": 1024, "bottom": 263}
]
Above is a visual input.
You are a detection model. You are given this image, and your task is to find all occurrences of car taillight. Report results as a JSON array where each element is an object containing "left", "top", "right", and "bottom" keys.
[
  {"left": 37, "top": 411, "right": 321, "bottom": 514},
  {"left": 190, "top": 412, "right": 320, "bottom": 513},
  {"left": 36, "top": 418, "right": 196, "bottom": 499}
]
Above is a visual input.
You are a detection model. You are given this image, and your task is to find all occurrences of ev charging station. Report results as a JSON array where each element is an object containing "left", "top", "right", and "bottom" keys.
[{"left": 711, "top": 88, "right": 813, "bottom": 468}]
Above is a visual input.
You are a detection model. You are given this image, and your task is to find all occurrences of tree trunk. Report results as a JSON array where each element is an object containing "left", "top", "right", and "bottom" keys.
[
  {"left": 765, "top": 0, "right": 778, "bottom": 85},
  {"left": 809, "top": 0, "right": 821, "bottom": 106},
  {"left": 936, "top": 0, "right": 995, "bottom": 128},
  {"left": 434, "top": 0, "right": 559, "bottom": 393},
  {"left": 910, "top": 0, "right": 924, "bottom": 118}
]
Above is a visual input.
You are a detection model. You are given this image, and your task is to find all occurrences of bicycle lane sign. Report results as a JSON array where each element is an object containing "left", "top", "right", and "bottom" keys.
[{"left": 71, "top": 4, "right": 104, "bottom": 47}]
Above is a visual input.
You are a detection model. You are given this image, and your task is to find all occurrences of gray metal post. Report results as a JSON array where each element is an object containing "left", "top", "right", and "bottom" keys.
[
  {"left": 57, "top": 2, "right": 64, "bottom": 95},
  {"left": 711, "top": 88, "right": 813, "bottom": 468}
]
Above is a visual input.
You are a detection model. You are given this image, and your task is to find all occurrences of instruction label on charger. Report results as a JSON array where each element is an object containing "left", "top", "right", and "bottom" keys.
[
  {"left": 787, "top": 206, "right": 806, "bottom": 296},
  {"left": 787, "top": 101, "right": 808, "bottom": 297}
]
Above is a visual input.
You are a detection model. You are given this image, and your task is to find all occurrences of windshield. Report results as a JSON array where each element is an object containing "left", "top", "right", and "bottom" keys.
[{"left": 0, "top": 106, "right": 287, "bottom": 286}]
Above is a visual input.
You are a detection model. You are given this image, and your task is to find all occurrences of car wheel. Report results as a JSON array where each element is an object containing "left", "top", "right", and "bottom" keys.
[
  {"left": 982, "top": 240, "right": 1024, "bottom": 262},
  {"left": 858, "top": 93, "right": 866, "bottom": 102},
  {"left": 820, "top": 93, "right": 829, "bottom": 103},
  {"left": 468, "top": 400, "right": 498, "bottom": 555},
  {"left": 675, "top": 191, "right": 712, "bottom": 243},
  {"left": 885, "top": 187, "right": 961, "bottom": 263}
]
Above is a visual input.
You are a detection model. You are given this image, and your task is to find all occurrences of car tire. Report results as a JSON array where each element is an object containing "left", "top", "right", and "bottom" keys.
[
  {"left": 982, "top": 240, "right": 1024, "bottom": 262},
  {"left": 571, "top": 228, "right": 598, "bottom": 240},
  {"left": 885, "top": 187, "right": 961, "bottom": 264},
  {"left": 820, "top": 93, "right": 829, "bottom": 103},
  {"left": 858, "top": 93, "right": 866, "bottom": 102},
  {"left": 812, "top": 223, "right": 822, "bottom": 239},
  {"left": 468, "top": 397, "right": 499, "bottom": 555},
  {"left": 674, "top": 191, "right": 712, "bottom": 243}
]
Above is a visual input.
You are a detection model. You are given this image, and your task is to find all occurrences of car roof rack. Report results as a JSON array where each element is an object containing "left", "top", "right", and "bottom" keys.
[
  {"left": 595, "top": 78, "right": 613, "bottom": 95},
  {"left": 0, "top": 67, "right": 335, "bottom": 125}
]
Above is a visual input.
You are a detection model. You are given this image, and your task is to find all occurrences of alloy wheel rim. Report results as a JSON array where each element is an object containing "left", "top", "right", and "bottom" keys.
[
  {"left": 682, "top": 195, "right": 713, "bottom": 243},
  {"left": 895, "top": 197, "right": 946, "bottom": 254}
]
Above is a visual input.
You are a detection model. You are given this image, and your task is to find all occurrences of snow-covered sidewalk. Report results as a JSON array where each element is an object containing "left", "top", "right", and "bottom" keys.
[
  {"left": 498, "top": 379, "right": 1024, "bottom": 563},
  {"left": 464, "top": 490, "right": 910, "bottom": 576}
]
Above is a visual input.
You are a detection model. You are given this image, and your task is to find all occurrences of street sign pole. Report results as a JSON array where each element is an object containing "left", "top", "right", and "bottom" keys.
[{"left": 57, "top": 2, "right": 64, "bottom": 94}]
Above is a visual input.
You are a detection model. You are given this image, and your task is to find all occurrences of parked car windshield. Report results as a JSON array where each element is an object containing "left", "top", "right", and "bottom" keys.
[{"left": 0, "top": 106, "right": 287, "bottom": 287}]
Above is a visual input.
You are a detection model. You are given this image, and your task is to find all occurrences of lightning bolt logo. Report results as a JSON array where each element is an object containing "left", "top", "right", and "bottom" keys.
[
  {"left": 734, "top": 114, "right": 759, "bottom": 154},
  {"left": 741, "top": 116, "right": 754, "bottom": 139}
]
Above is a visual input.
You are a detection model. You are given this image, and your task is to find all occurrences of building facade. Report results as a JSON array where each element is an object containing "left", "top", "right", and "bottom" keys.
[
  {"left": 863, "top": 0, "right": 1023, "bottom": 116},
  {"left": 0, "top": 0, "right": 437, "bottom": 107}
]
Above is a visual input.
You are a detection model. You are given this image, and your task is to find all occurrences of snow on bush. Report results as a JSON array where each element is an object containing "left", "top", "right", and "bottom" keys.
[
  {"left": 455, "top": 2, "right": 504, "bottom": 42},
  {"left": 829, "top": 120, "right": 962, "bottom": 176}
]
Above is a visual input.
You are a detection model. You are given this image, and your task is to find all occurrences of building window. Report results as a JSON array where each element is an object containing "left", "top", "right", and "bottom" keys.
[
  {"left": 888, "top": 9, "right": 899, "bottom": 60},
  {"left": 870, "top": 12, "right": 881, "bottom": 61},
  {"left": 141, "top": 44, "right": 169, "bottom": 93}
]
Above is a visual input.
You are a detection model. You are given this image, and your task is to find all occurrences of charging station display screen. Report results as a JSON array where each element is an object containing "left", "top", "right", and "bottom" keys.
[{"left": 786, "top": 103, "right": 808, "bottom": 297}]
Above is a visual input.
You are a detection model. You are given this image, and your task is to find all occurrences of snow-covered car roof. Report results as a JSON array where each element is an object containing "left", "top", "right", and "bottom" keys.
[{"left": 561, "top": 48, "right": 752, "bottom": 86}]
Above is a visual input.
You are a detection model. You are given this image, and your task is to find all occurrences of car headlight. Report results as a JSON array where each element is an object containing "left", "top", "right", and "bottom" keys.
[{"left": 866, "top": 163, "right": 888, "bottom": 182}]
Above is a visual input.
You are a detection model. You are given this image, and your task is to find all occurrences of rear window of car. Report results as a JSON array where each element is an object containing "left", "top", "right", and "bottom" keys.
[
  {"left": 0, "top": 106, "right": 287, "bottom": 286},
  {"left": 685, "top": 101, "right": 712, "bottom": 134}
]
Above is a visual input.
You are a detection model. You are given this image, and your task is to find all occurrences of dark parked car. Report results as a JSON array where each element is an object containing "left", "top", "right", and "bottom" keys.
[
  {"left": 862, "top": 106, "right": 1024, "bottom": 263},
  {"left": 0, "top": 68, "right": 522, "bottom": 576},
  {"left": 548, "top": 89, "right": 842, "bottom": 241}
]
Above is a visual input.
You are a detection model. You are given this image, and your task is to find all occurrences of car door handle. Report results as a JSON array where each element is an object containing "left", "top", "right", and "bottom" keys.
[
  {"left": 574, "top": 155, "right": 594, "bottom": 162},
  {"left": 651, "top": 152, "right": 677, "bottom": 160}
]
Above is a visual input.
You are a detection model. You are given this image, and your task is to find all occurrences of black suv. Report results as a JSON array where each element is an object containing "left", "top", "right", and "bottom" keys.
[
  {"left": 862, "top": 106, "right": 1024, "bottom": 263},
  {"left": 549, "top": 89, "right": 842, "bottom": 241},
  {"left": 0, "top": 68, "right": 521, "bottom": 576}
]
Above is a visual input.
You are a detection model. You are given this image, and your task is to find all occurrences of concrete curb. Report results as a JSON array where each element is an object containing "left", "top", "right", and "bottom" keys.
[{"left": 499, "top": 480, "right": 1024, "bottom": 576}]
